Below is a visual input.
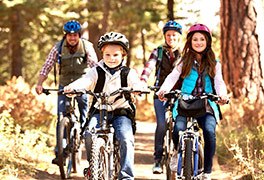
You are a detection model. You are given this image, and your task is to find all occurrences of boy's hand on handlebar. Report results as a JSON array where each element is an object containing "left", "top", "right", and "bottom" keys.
[
  {"left": 63, "top": 85, "right": 76, "bottom": 97},
  {"left": 157, "top": 90, "right": 167, "bottom": 101}
]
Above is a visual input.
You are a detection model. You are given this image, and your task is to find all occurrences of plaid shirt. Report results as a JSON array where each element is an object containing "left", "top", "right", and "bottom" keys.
[
  {"left": 140, "top": 46, "right": 178, "bottom": 83},
  {"left": 192, "top": 61, "right": 204, "bottom": 96},
  {"left": 39, "top": 41, "right": 98, "bottom": 77},
  {"left": 140, "top": 48, "right": 158, "bottom": 82}
]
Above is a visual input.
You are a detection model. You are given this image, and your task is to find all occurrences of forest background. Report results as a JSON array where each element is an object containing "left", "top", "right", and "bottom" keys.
[{"left": 0, "top": 0, "right": 264, "bottom": 179}]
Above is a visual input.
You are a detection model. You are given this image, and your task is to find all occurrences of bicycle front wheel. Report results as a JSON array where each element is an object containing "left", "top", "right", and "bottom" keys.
[
  {"left": 183, "top": 138, "right": 193, "bottom": 180},
  {"left": 90, "top": 137, "right": 109, "bottom": 180},
  {"left": 164, "top": 118, "right": 173, "bottom": 180},
  {"left": 58, "top": 116, "right": 72, "bottom": 179}
]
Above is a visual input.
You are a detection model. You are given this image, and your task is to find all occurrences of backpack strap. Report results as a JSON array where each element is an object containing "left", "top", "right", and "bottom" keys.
[
  {"left": 120, "top": 67, "right": 135, "bottom": 112},
  {"left": 80, "top": 38, "right": 87, "bottom": 62},
  {"left": 154, "top": 45, "right": 163, "bottom": 86},
  {"left": 89, "top": 66, "right": 132, "bottom": 114},
  {"left": 53, "top": 38, "right": 65, "bottom": 85},
  {"left": 94, "top": 66, "right": 105, "bottom": 93}
]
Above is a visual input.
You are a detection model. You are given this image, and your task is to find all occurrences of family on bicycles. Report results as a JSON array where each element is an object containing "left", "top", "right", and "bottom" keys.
[{"left": 36, "top": 19, "right": 229, "bottom": 180}]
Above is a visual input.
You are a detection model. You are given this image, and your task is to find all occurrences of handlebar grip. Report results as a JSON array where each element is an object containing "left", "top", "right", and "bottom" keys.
[{"left": 42, "top": 88, "right": 50, "bottom": 95}]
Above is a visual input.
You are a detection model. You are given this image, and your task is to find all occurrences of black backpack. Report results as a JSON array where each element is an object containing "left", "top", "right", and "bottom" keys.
[{"left": 86, "top": 66, "right": 137, "bottom": 134}]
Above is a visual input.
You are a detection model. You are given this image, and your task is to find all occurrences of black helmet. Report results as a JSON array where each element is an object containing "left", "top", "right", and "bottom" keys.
[
  {"left": 63, "top": 20, "right": 82, "bottom": 34},
  {"left": 163, "top": 20, "right": 182, "bottom": 34},
  {"left": 98, "top": 32, "right": 129, "bottom": 52}
]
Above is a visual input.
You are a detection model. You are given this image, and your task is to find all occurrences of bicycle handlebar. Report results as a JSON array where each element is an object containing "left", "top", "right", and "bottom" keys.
[
  {"left": 163, "top": 90, "right": 229, "bottom": 104},
  {"left": 50, "top": 87, "right": 151, "bottom": 98},
  {"left": 110, "top": 87, "right": 150, "bottom": 96},
  {"left": 148, "top": 86, "right": 160, "bottom": 92}
]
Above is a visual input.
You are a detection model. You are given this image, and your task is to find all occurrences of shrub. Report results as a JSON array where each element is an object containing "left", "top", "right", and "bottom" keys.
[
  {"left": 217, "top": 98, "right": 264, "bottom": 179},
  {"left": 0, "top": 76, "right": 56, "bottom": 132}
]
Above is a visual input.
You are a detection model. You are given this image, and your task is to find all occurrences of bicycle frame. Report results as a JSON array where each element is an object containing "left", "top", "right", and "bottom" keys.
[
  {"left": 43, "top": 88, "right": 82, "bottom": 179},
  {"left": 86, "top": 92, "right": 120, "bottom": 180},
  {"left": 174, "top": 93, "right": 223, "bottom": 180},
  {"left": 82, "top": 87, "right": 149, "bottom": 180}
]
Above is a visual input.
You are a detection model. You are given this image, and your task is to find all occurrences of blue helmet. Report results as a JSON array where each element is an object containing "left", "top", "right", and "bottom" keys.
[
  {"left": 63, "top": 20, "right": 82, "bottom": 34},
  {"left": 163, "top": 20, "right": 182, "bottom": 34}
]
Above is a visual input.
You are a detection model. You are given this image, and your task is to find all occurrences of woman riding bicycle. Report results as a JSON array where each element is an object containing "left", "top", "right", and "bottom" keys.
[
  {"left": 140, "top": 20, "right": 182, "bottom": 174},
  {"left": 157, "top": 23, "right": 229, "bottom": 180},
  {"left": 64, "top": 32, "right": 148, "bottom": 179}
]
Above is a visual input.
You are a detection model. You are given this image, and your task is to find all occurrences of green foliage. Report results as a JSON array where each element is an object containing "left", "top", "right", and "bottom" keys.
[{"left": 0, "top": 0, "right": 222, "bottom": 85}]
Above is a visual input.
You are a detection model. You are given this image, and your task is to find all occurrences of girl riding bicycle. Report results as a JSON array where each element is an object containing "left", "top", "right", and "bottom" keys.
[
  {"left": 64, "top": 32, "right": 148, "bottom": 179},
  {"left": 157, "top": 24, "right": 229, "bottom": 180}
]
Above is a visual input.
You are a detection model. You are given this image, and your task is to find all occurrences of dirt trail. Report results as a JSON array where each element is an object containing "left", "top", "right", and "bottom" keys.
[{"left": 30, "top": 121, "right": 233, "bottom": 180}]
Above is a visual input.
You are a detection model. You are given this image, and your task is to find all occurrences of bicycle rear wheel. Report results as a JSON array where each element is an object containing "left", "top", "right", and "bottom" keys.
[
  {"left": 57, "top": 117, "right": 72, "bottom": 179},
  {"left": 90, "top": 137, "right": 109, "bottom": 180}
]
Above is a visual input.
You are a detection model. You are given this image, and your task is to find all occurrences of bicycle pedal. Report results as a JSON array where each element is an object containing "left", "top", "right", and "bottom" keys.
[{"left": 83, "top": 167, "right": 91, "bottom": 177}]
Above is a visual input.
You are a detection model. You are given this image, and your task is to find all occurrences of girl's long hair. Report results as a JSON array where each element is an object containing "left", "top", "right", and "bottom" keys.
[{"left": 179, "top": 32, "right": 216, "bottom": 78}]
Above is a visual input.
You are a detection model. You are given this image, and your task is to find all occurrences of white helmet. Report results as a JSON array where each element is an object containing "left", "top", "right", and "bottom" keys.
[{"left": 98, "top": 32, "right": 129, "bottom": 52}]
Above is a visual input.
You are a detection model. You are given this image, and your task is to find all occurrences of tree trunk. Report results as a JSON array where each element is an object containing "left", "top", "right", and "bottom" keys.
[
  {"left": 87, "top": 0, "right": 110, "bottom": 60},
  {"left": 10, "top": 8, "right": 23, "bottom": 78},
  {"left": 220, "top": 0, "right": 264, "bottom": 104},
  {"left": 141, "top": 29, "right": 146, "bottom": 64},
  {"left": 167, "top": 0, "right": 174, "bottom": 20}
]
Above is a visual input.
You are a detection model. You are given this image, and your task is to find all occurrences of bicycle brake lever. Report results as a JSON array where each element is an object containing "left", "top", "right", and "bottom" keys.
[{"left": 42, "top": 89, "right": 50, "bottom": 95}]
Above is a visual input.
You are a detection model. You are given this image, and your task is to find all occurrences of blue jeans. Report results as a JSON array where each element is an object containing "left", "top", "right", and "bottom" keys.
[
  {"left": 84, "top": 114, "right": 134, "bottom": 180},
  {"left": 172, "top": 114, "right": 216, "bottom": 173},
  {"left": 153, "top": 98, "right": 168, "bottom": 161},
  {"left": 55, "top": 85, "right": 88, "bottom": 153}
]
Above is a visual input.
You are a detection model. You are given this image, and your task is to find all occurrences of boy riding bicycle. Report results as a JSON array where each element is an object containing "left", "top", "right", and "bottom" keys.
[{"left": 64, "top": 32, "right": 148, "bottom": 179}]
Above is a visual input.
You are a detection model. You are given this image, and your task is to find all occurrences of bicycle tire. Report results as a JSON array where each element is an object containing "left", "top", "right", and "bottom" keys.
[
  {"left": 198, "top": 142, "right": 204, "bottom": 174},
  {"left": 90, "top": 137, "right": 109, "bottom": 180},
  {"left": 58, "top": 116, "right": 72, "bottom": 179},
  {"left": 164, "top": 117, "right": 173, "bottom": 180},
  {"left": 183, "top": 138, "right": 193, "bottom": 180},
  {"left": 71, "top": 126, "right": 81, "bottom": 173},
  {"left": 113, "top": 140, "right": 121, "bottom": 179}
]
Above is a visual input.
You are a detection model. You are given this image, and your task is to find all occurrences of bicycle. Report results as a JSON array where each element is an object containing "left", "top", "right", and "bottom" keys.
[
  {"left": 80, "top": 87, "right": 150, "bottom": 180},
  {"left": 169, "top": 91, "right": 226, "bottom": 180},
  {"left": 43, "top": 88, "right": 83, "bottom": 179},
  {"left": 148, "top": 86, "right": 176, "bottom": 179}
]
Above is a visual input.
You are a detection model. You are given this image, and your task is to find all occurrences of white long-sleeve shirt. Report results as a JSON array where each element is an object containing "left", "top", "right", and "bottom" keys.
[
  {"left": 68, "top": 60, "right": 148, "bottom": 111},
  {"left": 158, "top": 61, "right": 227, "bottom": 96}
]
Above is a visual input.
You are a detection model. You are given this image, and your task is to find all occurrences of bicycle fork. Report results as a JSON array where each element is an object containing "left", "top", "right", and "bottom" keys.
[{"left": 176, "top": 130, "right": 200, "bottom": 178}]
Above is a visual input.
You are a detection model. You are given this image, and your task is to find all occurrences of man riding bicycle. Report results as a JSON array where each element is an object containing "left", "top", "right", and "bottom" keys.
[{"left": 35, "top": 20, "right": 98, "bottom": 165}]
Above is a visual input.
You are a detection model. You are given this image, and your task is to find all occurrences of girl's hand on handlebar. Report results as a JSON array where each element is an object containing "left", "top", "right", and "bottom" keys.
[{"left": 217, "top": 95, "right": 229, "bottom": 105}]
